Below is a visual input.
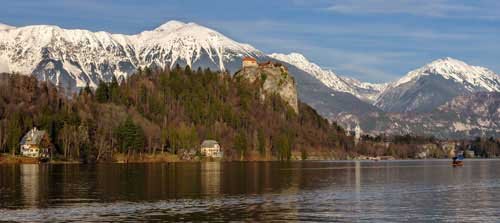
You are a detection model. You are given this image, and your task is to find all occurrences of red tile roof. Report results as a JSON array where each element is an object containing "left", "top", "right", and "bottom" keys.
[{"left": 242, "top": 57, "right": 257, "bottom": 62}]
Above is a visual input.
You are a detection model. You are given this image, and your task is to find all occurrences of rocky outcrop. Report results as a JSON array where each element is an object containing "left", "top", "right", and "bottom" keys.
[{"left": 234, "top": 62, "right": 299, "bottom": 113}]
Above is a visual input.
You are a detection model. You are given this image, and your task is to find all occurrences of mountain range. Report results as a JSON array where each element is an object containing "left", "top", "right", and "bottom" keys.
[{"left": 1, "top": 21, "right": 499, "bottom": 138}]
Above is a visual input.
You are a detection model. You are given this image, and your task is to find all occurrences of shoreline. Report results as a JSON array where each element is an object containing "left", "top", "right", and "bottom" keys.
[
  {"left": 0, "top": 150, "right": 339, "bottom": 164},
  {"left": 1, "top": 153, "right": 496, "bottom": 165}
]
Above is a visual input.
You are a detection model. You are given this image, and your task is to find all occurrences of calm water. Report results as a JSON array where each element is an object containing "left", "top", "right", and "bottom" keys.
[{"left": 1, "top": 160, "right": 499, "bottom": 222}]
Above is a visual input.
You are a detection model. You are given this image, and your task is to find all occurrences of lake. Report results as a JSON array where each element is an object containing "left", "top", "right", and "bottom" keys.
[{"left": 1, "top": 160, "right": 499, "bottom": 222}]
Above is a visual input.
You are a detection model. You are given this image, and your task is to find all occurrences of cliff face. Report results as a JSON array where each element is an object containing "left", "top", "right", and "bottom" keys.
[{"left": 235, "top": 62, "right": 299, "bottom": 113}]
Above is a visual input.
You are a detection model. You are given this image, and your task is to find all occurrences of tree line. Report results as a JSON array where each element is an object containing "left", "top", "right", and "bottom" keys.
[
  {"left": 0, "top": 66, "right": 352, "bottom": 162},
  {"left": 2, "top": 67, "right": 498, "bottom": 162},
  {"left": 353, "top": 134, "right": 500, "bottom": 159}
]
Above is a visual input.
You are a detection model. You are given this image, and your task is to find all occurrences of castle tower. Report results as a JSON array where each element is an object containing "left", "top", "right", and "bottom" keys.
[{"left": 242, "top": 57, "right": 258, "bottom": 68}]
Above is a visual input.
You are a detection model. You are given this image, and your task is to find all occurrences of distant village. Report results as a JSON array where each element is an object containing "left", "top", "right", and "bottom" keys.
[{"left": 346, "top": 122, "right": 483, "bottom": 160}]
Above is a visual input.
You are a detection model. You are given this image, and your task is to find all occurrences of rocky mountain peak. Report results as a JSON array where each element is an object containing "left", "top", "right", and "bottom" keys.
[
  {"left": 392, "top": 57, "right": 500, "bottom": 92},
  {"left": 375, "top": 57, "right": 500, "bottom": 114},
  {"left": 133, "top": 20, "right": 261, "bottom": 71},
  {"left": 0, "top": 21, "right": 263, "bottom": 90},
  {"left": 153, "top": 20, "right": 187, "bottom": 32}
]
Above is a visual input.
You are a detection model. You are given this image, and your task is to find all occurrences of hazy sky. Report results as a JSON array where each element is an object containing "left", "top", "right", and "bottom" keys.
[{"left": 1, "top": 0, "right": 499, "bottom": 83}]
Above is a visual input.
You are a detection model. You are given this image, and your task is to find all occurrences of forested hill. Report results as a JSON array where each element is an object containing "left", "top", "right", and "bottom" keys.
[{"left": 0, "top": 66, "right": 353, "bottom": 162}]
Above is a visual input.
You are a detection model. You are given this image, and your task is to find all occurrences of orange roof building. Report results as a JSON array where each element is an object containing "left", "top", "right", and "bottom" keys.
[{"left": 242, "top": 56, "right": 258, "bottom": 68}]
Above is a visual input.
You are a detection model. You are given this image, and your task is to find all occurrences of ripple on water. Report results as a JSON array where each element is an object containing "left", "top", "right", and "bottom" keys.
[{"left": 1, "top": 161, "right": 500, "bottom": 222}]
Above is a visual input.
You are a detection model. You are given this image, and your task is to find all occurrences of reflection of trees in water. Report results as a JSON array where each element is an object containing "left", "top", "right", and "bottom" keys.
[
  {"left": 278, "top": 162, "right": 301, "bottom": 221},
  {"left": 0, "top": 165, "right": 22, "bottom": 207},
  {"left": 95, "top": 163, "right": 203, "bottom": 200},
  {"left": 355, "top": 161, "right": 361, "bottom": 197}
]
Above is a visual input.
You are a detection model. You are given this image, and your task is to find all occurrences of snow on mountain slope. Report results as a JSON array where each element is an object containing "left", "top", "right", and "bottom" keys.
[
  {"left": 339, "top": 76, "right": 387, "bottom": 102},
  {"left": 375, "top": 57, "right": 500, "bottom": 113},
  {"left": 390, "top": 57, "right": 500, "bottom": 92},
  {"left": 0, "top": 21, "right": 261, "bottom": 90},
  {"left": 269, "top": 52, "right": 385, "bottom": 102},
  {"left": 0, "top": 24, "right": 139, "bottom": 89},
  {"left": 269, "top": 53, "right": 352, "bottom": 92},
  {"left": 132, "top": 21, "right": 261, "bottom": 71},
  {"left": 0, "top": 23, "right": 15, "bottom": 30}
]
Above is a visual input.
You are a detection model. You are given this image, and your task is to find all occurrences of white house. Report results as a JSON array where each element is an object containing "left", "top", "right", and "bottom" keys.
[
  {"left": 20, "top": 127, "right": 51, "bottom": 159},
  {"left": 200, "top": 140, "right": 223, "bottom": 158}
]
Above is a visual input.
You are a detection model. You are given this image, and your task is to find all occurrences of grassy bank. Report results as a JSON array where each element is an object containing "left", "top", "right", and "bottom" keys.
[
  {"left": 0, "top": 153, "right": 39, "bottom": 164},
  {"left": 1, "top": 149, "right": 342, "bottom": 164},
  {"left": 112, "top": 152, "right": 182, "bottom": 163}
]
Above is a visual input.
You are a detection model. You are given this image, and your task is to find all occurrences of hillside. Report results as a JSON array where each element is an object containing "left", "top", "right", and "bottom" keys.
[
  {"left": 0, "top": 67, "right": 353, "bottom": 162},
  {"left": 0, "top": 21, "right": 378, "bottom": 135},
  {"left": 1, "top": 21, "right": 499, "bottom": 139}
]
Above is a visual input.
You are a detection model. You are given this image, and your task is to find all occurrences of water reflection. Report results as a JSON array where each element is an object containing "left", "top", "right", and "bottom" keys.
[
  {"left": 19, "top": 165, "right": 49, "bottom": 208},
  {"left": 201, "top": 162, "right": 221, "bottom": 195},
  {"left": 1, "top": 160, "right": 500, "bottom": 222},
  {"left": 355, "top": 161, "right": 361, "bottom": 196},
  {"left": 20, "top": 165, "right": 40, "bottom": 207}
]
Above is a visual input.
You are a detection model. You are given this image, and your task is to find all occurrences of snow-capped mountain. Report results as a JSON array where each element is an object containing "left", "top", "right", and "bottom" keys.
[
  {"left": 268, "top": 52, "right": 386, "bottom": 102},
  {"left": 0, "top": 20, "right": 380, "bottom": 126},
  {"left": 132, "top": 21, "right": 261, "bottom": 72},
  {"left": 389, "top": 57, "right": 500, "bottom": 92},
  {"left": 375, "top": 57, "right": 500, "bottom": 113},
  {"left": 1, "top": 20, "right": 499, "bottom": 138},
  {"left": 0, "top": 24, "right": 138, "bottom": 90},
  {"left": 0, "top": 21, "right": 261, "bottom": 91}
]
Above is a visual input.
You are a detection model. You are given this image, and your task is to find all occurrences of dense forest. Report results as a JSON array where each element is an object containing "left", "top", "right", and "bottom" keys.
[
  {"left": 1, "top": 67, "right": 499, "bottom": 163},
  {"left": 0, "top": 66, "right": 353, "bottom": 162}
]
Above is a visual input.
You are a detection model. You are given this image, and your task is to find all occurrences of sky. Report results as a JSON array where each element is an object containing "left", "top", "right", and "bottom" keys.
[{"left": 1, "top": 0, "right": 499, "bottom": 83}]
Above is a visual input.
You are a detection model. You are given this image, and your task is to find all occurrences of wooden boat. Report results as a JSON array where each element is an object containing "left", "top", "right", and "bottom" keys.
[
  {"left": 452, "top": 160, "right": 463, "bottom": 167},
  {"left": 452, "top": 155, "right": 464, "bottom": 167}
]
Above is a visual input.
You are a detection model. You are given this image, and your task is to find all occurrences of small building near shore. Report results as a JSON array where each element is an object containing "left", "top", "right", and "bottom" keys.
[
  {"left": 200, "top": 140, "right": 223, "bottom": 158},
  {"left": 20, "top": 127, "right": 51, "bottom": 159}
]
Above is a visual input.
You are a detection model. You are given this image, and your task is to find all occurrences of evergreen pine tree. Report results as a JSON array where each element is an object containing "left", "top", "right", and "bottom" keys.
[
  {"left": 7, "top": 113, "right": 22, "bottom": 155},
  {"left": 109, "top": 76, "right": 120, "bottom": 103},
  {"left": 234, "top": 131, "right": 247, "bottom": 160},
  {"left": 258, "top": 128, "right": 266, "bottom": 156},
  {"left": 95, "top": 80, "right": 109, "bottom": 103},
  {"left": 81, "top": 82, "right": 92, "bottom": 96}
]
